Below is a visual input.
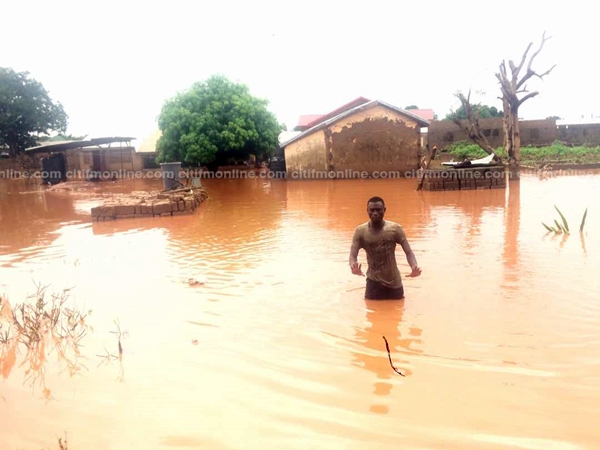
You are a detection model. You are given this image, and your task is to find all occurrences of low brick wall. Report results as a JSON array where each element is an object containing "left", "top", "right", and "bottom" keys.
[
  {"left": 420, "top": 166, "right": 507, "bottom": 191},
  {"left": 91, "top": 187, "right": 208, "bottom": 221}
]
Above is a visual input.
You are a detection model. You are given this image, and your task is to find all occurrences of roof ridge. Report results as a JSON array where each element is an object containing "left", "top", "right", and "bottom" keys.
[{"left": 280, "top": 99, "right": 429, "bottom": 148}]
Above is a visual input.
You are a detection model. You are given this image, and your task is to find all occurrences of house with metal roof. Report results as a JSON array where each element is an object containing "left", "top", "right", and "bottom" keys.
[
  {"left": 25, "top": 136, "right": 141, "bottom": 183},
  {"left": 280, "top": 99, "right": 430, "bottom": 178}
]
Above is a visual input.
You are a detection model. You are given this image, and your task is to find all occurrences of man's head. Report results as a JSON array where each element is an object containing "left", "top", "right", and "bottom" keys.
[{"left": 367, "top": 196, "right": 386, "bottom": 225}]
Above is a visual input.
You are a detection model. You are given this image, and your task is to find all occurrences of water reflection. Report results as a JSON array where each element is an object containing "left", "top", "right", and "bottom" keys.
[
  {"left": 284, "top": 179, "right": 432, "bottom": 239},
  {"left": 434, "top": 185, "right": 505, "bottom": 238},
  {"left": 167, "top": 178, "right": 287, "bottom": 278},
  {"left": 503, "top": 179, "right": 521, "bottom": 290},
  {"left": 2, "top": 172, "right": 600, "bottom": 449},
  {"left": 0, "top": 180, "right": 81, "bottom": 261},
  {"left": 89, "top": 178, "right": 288, "bottom": 287},
  {"left": 351, "top": 299, "right": 422, "bottom": 415},
  {"left": 580, "top": 232, "right": 587, "bottom": 256}
]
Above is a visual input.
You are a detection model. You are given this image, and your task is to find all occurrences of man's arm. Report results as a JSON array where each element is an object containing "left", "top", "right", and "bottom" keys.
[
  {"left": 395, "top": 225, "right": 421, "bottom": 276},
  {"left": 349, "top": 227, "right": 364, "bottom": 275}
]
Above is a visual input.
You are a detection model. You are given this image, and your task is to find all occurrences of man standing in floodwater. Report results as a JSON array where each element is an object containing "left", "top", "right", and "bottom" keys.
[{"left": 349, "top": 196, "right": 421, "bottom": 299}]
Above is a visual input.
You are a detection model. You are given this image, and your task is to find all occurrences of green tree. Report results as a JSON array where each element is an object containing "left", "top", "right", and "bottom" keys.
[
  {"left": 156, "top": 75, "right": 283, "bottom": 169},
  {"left": 405, "top": 105, "right": 419, "bottom": 110},
  {"left": 445, "top": 103, "right": 503, "bottom": 120},
  {"left": 0, "top": 67, "right": 68, "bottom": 156}
]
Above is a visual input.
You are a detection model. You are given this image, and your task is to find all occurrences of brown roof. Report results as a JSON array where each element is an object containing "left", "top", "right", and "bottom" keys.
[{"left": 281, "top": 99, "right": 431, "bottom": 148}]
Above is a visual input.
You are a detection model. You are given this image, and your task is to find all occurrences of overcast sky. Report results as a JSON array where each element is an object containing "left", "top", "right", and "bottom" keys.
[{"left": 3, "top": 0, "right": 598, "bottom": 146}]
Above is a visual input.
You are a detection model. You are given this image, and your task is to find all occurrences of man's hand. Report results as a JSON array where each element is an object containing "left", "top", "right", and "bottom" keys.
[
  {"left": 350, "top": 262, "right": 364, "bottom": 276},
  {"left": 406, "top": 266, "right": 422, "bottom": 277}
]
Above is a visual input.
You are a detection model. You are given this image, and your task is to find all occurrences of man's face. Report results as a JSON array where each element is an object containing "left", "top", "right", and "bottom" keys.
[{"left": 367, "top": 201, "right": 385, "bottom": 224}]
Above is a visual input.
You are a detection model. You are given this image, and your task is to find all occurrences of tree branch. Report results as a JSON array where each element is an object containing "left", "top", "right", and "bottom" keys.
[
  {"left": 534, "top": 64, "right": 557, "bottom": 80},
  {"left": 527, "top": 31, "right": 550, "bottom": 73},
  {"left": 518, "top": 91, "right": 539, "bottom": 106},
  {"left": 515, "top": 42, "right": 533, "bottom": 77},
  {"left": 451, "top": 91, "right": 502, "bottom": 162},
  {"left": 516, "top": 32, "right": 553, "bottom": 89}
]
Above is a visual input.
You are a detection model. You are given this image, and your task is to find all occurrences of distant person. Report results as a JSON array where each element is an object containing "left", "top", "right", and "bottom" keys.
[{"left": 349, "top": 196, "right": 421, "bottom": 300}]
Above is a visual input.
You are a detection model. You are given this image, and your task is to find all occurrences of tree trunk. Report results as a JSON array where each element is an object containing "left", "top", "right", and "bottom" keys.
[
  {"left": 504, "top": 101, "right": 521, "bottom": 179},
  {"left": 416, "top": 145, "right": 438, "bottom": 191},
  {"left": 7, "top": 137, "right": 20, "bottom": 158},
  {"left": 205, "top": 162, "right": 219, "bottom": 174},
  {"left": 450, "top": 91, "right": 502, "bottom": 163},
  {"left": 8, "top": 145, "right": 17, "bottom": 158},
  {"left": 466, "top": 130, "right": 502, "bottom": 161},
  {"left": 496, "top": 32, "right": 556, "bottom": 180}
]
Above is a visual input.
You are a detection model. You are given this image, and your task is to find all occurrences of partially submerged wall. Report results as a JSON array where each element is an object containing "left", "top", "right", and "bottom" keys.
[
  {"left": 284, "top": 104, "right": 424, "bottom": 178},
  {"left": 284, "top": 129, "right": 327, "bottom": 174},
  {"left": 327, "top": 104, "right": 421, "bottom": 175},
  {"left": 420, "top": 166, "right": 507, "bottom": 191},
  {"left": 91, "top": 187, "right": 208, "bottom": 221}
]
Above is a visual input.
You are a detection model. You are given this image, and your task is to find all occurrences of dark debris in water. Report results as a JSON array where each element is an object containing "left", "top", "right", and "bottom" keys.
[{"left": 383, "top": 336, "right": 405, "bottom": 376}]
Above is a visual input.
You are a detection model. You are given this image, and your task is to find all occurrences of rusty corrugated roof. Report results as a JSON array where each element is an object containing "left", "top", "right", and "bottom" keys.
[{"left": 25, "top": 137, "right": 136, "bottom": 153}]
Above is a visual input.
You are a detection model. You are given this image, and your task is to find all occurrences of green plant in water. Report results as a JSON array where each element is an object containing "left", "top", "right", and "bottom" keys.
[
  {"left": 580, "top": 208, "right": 588, "bottom": 232},
  {"left": 554, "top": 205, "right": 569, "bottom": 233},
  {"left": 542, "top": 205, "right": 588, "bottom": 234},
  {"left": 0, "top": 283, "right": 92, "bottom": 400}
]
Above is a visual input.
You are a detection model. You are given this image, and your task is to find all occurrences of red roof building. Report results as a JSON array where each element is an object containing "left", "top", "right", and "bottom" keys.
[
  {"left": 295, "top": 98, "right": 434, "bottom": 131},
  {"left": 404, "top": 109, "right": 435, "bottom": 122},
  {"left": 295, "top": 114, "right": 325, "bottom": 130}
]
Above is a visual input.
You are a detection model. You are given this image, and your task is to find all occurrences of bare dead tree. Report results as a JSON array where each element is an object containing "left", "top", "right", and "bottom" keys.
[
  {"left": 450, "top": 90, "right": 503, "bottom": 162},
  {"left": 496, "top": 31, "right": 556, "bottom": 174}
]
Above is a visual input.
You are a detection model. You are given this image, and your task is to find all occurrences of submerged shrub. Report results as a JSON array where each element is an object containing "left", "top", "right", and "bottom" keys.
[{"left": 0, "top": 283, "right": 92, "bottom": 399}]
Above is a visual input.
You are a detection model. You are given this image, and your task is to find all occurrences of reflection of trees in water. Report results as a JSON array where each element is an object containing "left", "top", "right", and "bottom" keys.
[
  {"left": 91, "top": 178, "right": 287, "bottom": 273},
  {"left": 503, "top": 180, "right": 521, "bottom": 288},
  {"left": 169, "top": 179, "right": 286, "bottom": 266},
  {"left": 350, "top": 300, "right": 423, "bottom": 415},
  {"left": 198, "top": 177, "right": 287, "bottom": 229},
  {"left": 0, "top": 186, "right": 80, "bottom": 260}
]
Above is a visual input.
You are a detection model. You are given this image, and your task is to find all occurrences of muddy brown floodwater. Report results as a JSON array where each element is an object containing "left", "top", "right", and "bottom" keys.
[{"left": 0, "top": 172, "right": 599, "bottom": 449}]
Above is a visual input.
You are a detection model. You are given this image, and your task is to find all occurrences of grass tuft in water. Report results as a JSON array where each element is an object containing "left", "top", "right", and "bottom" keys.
[
  {"left": 0, "top": 282, "right": 92, "bottom": 400},
  {"left": 554, "top": 205, "right": 569, "bottom": 233},
  {"left": 96, "top": 318, "right": 126, "bottom": 382},
  {"left": 57, "top": 432, "right": 68, "bottom": 450},
  {"left": 580, "top": 208, "right": 588, "bottom": 232},
  {"left": 542, "top": 206, "right": 588, "bottom": 235}
]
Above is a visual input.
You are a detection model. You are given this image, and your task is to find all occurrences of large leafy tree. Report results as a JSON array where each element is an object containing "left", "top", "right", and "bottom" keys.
[
  {"left": 156, "top": 75, "right": 283, "bottom": 169},
  {"left": 0, "top": 68, "right": 68, "bottom": 156}
]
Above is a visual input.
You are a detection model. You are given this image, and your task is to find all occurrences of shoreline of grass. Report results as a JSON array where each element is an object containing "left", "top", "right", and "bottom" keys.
[{"left": 443, "top": 141, "right": 600, "bottom": 168}]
